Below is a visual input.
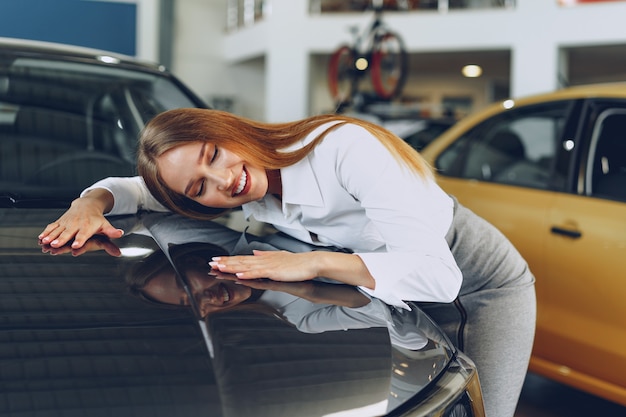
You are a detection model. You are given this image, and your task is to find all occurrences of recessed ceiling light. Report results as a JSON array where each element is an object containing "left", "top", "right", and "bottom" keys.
[{"left": 462, "top": 64, "right": 482, "bottom": 78}]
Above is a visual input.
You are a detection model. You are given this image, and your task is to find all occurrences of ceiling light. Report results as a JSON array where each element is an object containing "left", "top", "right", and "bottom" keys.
[{"left": 462, "top": 64, "right": 482, "bottom": 78}]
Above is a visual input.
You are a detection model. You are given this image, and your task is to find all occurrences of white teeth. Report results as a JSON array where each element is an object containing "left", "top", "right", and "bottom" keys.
[
  {"left": 234, "top": 170, "right": 247, "bottom": 195},
  {"left": 221, "top": 285, "right": 230, "bottom": 302}
]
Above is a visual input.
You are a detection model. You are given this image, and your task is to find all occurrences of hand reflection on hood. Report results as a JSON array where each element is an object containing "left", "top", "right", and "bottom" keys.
[{"left": 125, "top": 241, "right": 372, "bottom": 317}]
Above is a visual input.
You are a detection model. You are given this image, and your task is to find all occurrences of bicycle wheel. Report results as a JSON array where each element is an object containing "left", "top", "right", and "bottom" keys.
[
  {"left": 328, "top": 45, "right": 356, "bottom": 103},
  {"left": 370, "top": 31, "right": 408, "bottom": 100}
]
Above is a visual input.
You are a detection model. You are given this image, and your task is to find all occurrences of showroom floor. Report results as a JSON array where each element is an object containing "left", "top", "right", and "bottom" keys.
[{"left": 514, "top": 373, "right": 626, "bottom": 417}]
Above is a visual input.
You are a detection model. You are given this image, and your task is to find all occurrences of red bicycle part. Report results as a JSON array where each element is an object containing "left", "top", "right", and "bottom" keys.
[
  {"left": 371, "top": 31, "right": 408, "bottom": 99},
  {"left": 328, "top": 45, "right": 355, "bottom": 103}
]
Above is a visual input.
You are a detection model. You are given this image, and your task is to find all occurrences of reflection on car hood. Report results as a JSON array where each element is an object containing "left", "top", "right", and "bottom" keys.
[{"left": 0, "top": 208, "right": 457, "bottom": 417}]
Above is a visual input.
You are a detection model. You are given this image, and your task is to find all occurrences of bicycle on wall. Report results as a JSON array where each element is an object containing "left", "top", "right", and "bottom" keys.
[{"left": 327, "top": 0, "right": 408, "bottom": 109}]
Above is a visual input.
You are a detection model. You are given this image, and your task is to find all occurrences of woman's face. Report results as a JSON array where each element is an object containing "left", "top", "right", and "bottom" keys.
[
  {"left": 142, "top": 262, "right": 253, "bottom": 318},
  {"left": 157, "top": 141, "right": 269, "bottom": 208}
]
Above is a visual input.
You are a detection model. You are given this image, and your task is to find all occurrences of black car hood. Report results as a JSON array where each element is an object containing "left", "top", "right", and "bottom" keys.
[{"left": 0, "top": 208, "right": 456, "bottom": 417}]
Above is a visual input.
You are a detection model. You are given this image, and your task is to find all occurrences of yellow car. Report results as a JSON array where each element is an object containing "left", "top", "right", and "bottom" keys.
[{"left": 420, "top": 83, "right": 626, "bottom": 407}]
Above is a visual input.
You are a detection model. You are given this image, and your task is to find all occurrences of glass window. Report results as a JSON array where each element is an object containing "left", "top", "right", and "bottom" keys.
[
  {"left": 436, "top": 101, "right": 571, "bottom": 190},
  {"left": 587, "top": 110, "right": 626, "bottom": 202}
]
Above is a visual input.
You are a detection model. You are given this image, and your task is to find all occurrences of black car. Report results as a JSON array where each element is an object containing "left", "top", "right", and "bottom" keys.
[
  {"left": 382, "top": 118, "right": 456, "bottom": 151},
  {"left": 0, "top": 38, "right": 485, "bottom": 417},
  {"left": 342, "top": 110, "right": 455, "bottom": 151}
]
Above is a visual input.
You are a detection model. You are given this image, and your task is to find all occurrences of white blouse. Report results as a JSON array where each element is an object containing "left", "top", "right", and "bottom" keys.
[{"left": 84, "top": 122, "right": 462, "bottom": 308}]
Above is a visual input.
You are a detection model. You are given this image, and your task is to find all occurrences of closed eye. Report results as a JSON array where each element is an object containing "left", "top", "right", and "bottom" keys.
[
  {"left": 193, "top": 144, "right": 217, "bottom": 197},
  {"left": 195, "top": 180, "right": 205, "bottom": 197}
]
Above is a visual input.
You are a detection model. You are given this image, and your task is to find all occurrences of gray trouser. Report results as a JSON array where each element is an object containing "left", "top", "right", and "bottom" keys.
[{"left": 418, "top": 198, "right": 536, "bottom": 417}]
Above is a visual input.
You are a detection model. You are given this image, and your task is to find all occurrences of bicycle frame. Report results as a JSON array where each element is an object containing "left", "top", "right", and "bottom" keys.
[
  {"left": 327, "top": 5, "right": 408, "bottom": 107},
  {"left": 350, "top": 8, "right": 385, "bottom": 69}
]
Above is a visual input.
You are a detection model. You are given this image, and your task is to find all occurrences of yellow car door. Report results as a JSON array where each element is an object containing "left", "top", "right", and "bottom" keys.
[
  {"left": 536, "top": 193, "right": 626, "bottom": 404},
  {"left": 533, "top": 107, "right": 626, "bottom": 404}
]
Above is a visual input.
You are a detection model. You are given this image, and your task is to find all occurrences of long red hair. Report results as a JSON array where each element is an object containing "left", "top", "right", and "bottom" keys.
[{"left": 138, "top": 108, "right": 433, "bottom": 220}]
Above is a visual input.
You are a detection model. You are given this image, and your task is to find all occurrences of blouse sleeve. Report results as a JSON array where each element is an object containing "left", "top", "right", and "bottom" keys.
[
  {"left": 81, "top": 176, "right": 169, "bottom": 215},
  {"left": 332, "top": 125, "right": 462, "bottom": 307}
]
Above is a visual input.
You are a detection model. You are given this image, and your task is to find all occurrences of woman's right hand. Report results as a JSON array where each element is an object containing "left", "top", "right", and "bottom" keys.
[{"left": 38, "top": 188, "right": 123, "bottom": 249}]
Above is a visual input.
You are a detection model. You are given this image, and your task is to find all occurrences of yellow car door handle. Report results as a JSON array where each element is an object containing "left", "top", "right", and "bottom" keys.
[{"left": 550, "top": 226, "right": 582, "bottom": 239}]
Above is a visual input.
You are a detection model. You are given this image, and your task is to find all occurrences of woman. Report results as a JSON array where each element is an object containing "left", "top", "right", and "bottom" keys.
[{"left": 39, "top": 108, "right": 535, "bottom": 417}]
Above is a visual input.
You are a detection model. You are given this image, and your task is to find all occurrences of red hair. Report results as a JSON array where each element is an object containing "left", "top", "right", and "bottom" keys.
[{"left": 138, "top": 108, "right": 433, "bottom": 220}]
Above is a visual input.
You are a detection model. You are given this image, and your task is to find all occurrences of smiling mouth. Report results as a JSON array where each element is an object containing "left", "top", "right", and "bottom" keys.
[
  {"left": 233, "top": 168, "right": 248, "bottom": 196},
  {"left": 219, "top": 283, "right": 231, "bottom": 303}
]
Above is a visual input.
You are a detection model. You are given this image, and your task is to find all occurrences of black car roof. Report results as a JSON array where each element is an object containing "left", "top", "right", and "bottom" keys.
[{"left": 0, "top": 36, "right": 165, "bottom": 74}]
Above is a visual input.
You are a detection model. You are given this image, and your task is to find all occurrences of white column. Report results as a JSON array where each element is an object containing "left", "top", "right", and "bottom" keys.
[
  {"left": 264, "top": 0, "right": 310, "bottom": 122},
  {"left": 511, "top": 40, "right": 559, "bottom": 99},
  {"left": 509, "top": 0, "right": 560, "bottom": 98},
  {"left": 135, "top": 0, "right": 160, "bottom": 62}
]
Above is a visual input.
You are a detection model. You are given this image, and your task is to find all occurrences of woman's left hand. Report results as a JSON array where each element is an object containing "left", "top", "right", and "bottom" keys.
[
  {"left": 209, "top": 250, "right": 319, "bottom": 282},
  {"left": 209, "top": 249, "right": 376, "bottom": 290}
]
